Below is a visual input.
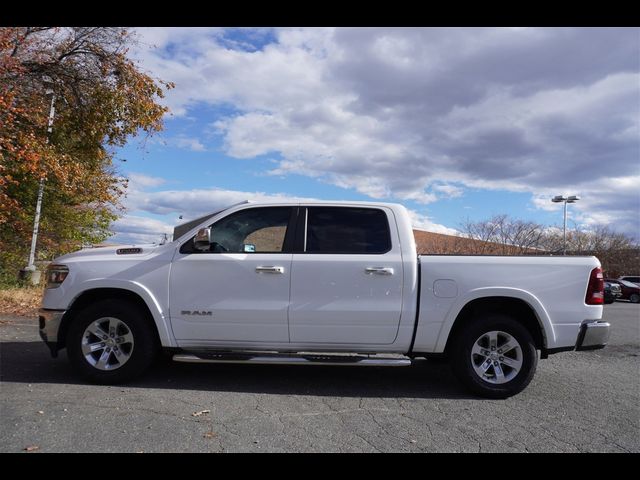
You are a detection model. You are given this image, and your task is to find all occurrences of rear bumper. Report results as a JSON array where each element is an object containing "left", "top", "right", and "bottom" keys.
[
  {"left": 544, "top": 320, "right": 611, "bottom": 357},
  {"left": 576, "top": 320, "right": 611, "bottom": 351}
]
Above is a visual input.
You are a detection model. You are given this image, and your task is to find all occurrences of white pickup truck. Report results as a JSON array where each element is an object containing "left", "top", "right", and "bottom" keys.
[{"left": 39, "top": 200, "right": 610, "bottom": 398}]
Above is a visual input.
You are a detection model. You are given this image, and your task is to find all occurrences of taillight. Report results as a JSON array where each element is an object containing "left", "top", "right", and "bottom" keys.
[{"left": 585, "top": 267, "right": 604, "bottom": 305}]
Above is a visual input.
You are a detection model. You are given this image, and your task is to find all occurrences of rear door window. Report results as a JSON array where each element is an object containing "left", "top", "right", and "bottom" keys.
[{"left": 305, "top": 207, "right": 391, "bottom": 254}]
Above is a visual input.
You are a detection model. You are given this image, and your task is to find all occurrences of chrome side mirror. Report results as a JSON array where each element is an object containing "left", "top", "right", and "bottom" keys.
[{"left": 194, "top": 227, "right": 212, "bottom": 251}]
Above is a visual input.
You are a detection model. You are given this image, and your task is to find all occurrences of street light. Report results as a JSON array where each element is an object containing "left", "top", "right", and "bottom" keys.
[
  {"left": 20, "top": 85, "right": 56, "bottom": 285},
  {"left": 551, "top": 195, "right": 580, "bottom": 255}
]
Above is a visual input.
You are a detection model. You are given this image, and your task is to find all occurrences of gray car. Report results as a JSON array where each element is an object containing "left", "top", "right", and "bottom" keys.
[{"left": 604, "top": 282, "right": 622, "bottom": 304}]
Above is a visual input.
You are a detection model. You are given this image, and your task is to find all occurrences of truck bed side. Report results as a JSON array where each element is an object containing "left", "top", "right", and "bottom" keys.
[{"left": 413, "top": 255, "right": 603, "bottom": 353}]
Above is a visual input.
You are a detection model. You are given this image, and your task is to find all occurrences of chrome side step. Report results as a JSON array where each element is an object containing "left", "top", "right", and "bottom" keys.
[{"left": 173, "top": 352, "right": 412, "bottom": 367}]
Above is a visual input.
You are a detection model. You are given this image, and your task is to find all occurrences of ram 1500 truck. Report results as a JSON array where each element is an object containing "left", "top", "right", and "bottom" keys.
[{"left": 38, "top": 201, "right": 610, "bottom": 398}]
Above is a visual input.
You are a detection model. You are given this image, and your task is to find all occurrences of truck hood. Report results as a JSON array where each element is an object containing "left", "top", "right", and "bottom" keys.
[{"left": 54, "top": 244, "right": 162, "bottom": 263}]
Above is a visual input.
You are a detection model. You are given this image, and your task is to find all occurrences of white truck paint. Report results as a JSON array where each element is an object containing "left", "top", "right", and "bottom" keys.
[{"left": 38, "top": 200, "right": 610, "bottom": 398}]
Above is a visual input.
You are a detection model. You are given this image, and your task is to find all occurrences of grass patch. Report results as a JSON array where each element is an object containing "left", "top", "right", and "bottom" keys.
[{"left": 0, "top": 287, "right": 44, "bottom": 317}]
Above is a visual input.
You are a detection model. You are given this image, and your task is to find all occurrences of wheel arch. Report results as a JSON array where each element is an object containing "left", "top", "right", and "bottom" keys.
[
  {"left": 441, "top": 294, "right": 550, "bottom": 356},
  {"left": 57, "top": 286, "right": 172, "bottom": 351}
]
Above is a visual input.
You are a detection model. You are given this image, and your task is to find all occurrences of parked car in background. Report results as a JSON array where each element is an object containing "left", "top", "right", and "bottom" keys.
[
  {"left": 604, "top": 282, "right": 622, "bottom": 304},
  {"left": 605, "top": 279, "right": 640, "bottom": 303},
  {"left": 619, "top": 276, "right": 640, "bottom": 287}
]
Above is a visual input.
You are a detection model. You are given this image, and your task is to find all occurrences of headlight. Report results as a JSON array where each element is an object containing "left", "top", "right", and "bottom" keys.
[{"left": 46, "top": 264, "right": 69, "bottom": 289}]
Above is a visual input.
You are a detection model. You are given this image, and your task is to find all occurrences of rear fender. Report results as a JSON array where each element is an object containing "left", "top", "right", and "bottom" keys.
[{"left": 434, "top": 287, "right": 555, "bottom": 353}]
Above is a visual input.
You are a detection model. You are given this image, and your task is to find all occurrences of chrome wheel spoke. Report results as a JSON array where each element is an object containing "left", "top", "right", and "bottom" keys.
[
  {"left": 471, "top": 343, "right": 487, "bottom": 357},
  {"left": 493, "top": 363, "right": 506, "bottom": 382},
  {"left": 95, "top": 349, "right": 111, "bottom": 370},
  {"left": 86, "top": 323, "right": 109, "bottom": 340},
  {"left": 82, "top": 341, "right": 104, "bottom": 356},
  {"left": 480, "top": 359, "right": 493, "bottom": 373},
  {"left": 118, "top": 331, "right": 134, "bottom": 345},
  {"left": 108, "top": 318, "right": 119, "bottom": 337},
  {"left": 499, "top": 341, "right": 518, "bottom": 354},
  {"left": 500, "top": 355, "right": 522, "bottom": 372},
  {"left": 488, "top": 332, "right": 499, "bottom": 351}
]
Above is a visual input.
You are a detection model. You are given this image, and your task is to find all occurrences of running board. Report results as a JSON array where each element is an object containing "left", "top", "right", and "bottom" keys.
[{"left": 173, "top": 352, "right": 412, "bottom": 367}]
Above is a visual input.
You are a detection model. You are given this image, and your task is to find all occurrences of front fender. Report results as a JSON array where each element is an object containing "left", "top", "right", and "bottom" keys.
[{"left": 64, "top": 279, "right": 176, "bottom": 348}]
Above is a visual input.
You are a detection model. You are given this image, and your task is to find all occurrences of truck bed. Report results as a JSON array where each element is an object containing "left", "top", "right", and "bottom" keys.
[{"left": 413, "top": 254, "right": 602, "bottom": 353}]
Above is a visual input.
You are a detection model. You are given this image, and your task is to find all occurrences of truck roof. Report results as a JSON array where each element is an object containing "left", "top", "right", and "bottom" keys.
[{"left": 172, "top": 199, "right": 406, "bottom": 240}]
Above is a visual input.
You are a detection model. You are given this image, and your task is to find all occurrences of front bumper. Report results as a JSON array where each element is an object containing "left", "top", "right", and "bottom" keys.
[
  {"left": 576, "top": 320, "right": 611, "bottom": 351},
  {"left": 38, "top": 308, "right": 66, "bottom": 357}
]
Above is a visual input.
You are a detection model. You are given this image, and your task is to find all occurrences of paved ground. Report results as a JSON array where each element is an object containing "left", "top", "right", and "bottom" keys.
[{"left": 1, "top": 302, "right": 638, "bottom": 452}]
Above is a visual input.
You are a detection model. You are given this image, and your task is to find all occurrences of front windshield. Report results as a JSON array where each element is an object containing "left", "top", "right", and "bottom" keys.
[{"left": 619, "top": 280, "right": 638, "bottom": 288}]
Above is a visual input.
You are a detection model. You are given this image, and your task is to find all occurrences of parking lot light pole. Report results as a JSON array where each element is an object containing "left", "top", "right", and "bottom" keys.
[{"left": 551, "top": 195, "right": 580, "bottom": 255}]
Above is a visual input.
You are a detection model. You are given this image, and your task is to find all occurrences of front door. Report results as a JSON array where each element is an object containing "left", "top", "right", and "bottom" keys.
[{"left": 169, "top": 206, "right": 295, "bottom": 345}]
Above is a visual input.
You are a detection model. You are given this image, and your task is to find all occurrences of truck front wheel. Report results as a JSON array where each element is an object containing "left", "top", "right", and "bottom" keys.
[
  {"left": 66, "top": 299, "right": 158, "bottom": 384},
  {"left": 450, "top": 314, "right": 538, "bottom": 399}
]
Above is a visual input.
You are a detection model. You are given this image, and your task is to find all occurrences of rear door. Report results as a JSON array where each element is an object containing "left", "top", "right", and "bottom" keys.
[{"left": 288, "top": 206, "right": 404, "bottom": 345}]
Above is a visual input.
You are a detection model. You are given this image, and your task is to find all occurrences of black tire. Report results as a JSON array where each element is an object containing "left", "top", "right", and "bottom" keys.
[
  {"left": 66, "top": 298, "right": 159, "bottom": 384},
  {"left": 449, "top": 313, "right": 538, "bottom": 399},
  {"left": 630, "top": 294, "right": 640, "bottom": 304}
]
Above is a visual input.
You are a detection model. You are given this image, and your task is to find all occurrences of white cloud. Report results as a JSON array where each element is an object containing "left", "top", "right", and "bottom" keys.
[
  {"left": 112, "top": 179, "right": 457, "bottom": 241},
  {"left": 127, "top": 173, "right": 166, "bottom": 189},
  {"left": 406, "top": 209, "right": 459, "bottom": 235},
  {"left": 125, "top": 186, "right": 317, "bottom": 219},
  {"left": 109, "top": 215, "right": 174, "bottom": 245},
  {"left": 131, "top": 27, "right": 640, "bottom": 238},
  {"left": 432, "top": 184, "right": 464, "bottom": 199},
  {"left": 173, "top": 135, "right": 206, "bottom": 152}
]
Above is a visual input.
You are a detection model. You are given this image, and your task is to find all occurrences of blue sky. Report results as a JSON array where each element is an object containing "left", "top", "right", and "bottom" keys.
[{"left": 111, "top": 28, "right": 640, "bottom": 244}]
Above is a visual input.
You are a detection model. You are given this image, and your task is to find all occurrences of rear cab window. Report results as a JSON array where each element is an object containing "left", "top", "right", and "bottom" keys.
[{"left": 304, "top": 207, "right": 392, "bottom": 254}]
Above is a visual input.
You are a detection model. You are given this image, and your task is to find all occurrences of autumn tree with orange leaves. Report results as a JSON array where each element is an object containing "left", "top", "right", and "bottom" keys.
[{"left": 0, "top": 27, "right": 172, "bottom": 284}]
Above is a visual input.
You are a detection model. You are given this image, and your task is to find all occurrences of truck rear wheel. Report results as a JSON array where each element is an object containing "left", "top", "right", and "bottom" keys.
[
  {"left": 450, "top": 314, "right": 538, "bottom": 399},
  {"left": 66, "top": 299, "right": 158, "bottom": 384}
]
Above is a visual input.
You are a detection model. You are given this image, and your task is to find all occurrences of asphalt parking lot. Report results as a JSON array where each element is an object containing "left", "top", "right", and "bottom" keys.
[{"left": 1, "top": 302, "right": 638, "bottom": 453}]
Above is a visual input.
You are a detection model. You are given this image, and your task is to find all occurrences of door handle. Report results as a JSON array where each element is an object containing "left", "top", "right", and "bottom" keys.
[
  {"left": 365, "top": 267, "right": 394, "bottom": 275},
  {"left": 256, "top": 266, "right": 284, "bottom": 274}
]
